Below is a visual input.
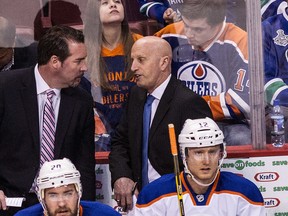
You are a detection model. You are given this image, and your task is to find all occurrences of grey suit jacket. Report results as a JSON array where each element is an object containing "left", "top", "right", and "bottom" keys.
[
  {"left": 109, "top": 76, "right": 212, "bottom": 190},
  {"left": 0, "top": 67, "right": 95, "bottom": 201}
]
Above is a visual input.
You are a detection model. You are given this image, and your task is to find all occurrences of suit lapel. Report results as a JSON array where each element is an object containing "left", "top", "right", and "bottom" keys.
[
  {"left": 134, "top": 88, "right": 147, "bottom": 154},
  {"left": 20, "top": 68, "right": 40, "bottom": 152},
  {"left": 54, "top": 88, "right": 75, "bottom": 158},
  {"left": 149, "top": 77, "right": 177, "bottom": 139},
  {"left": 19, "top": 69, "right": 77, "bottom": 159},
  {"left": 136, "top": 89, "right": 147, "bottom": 120}
]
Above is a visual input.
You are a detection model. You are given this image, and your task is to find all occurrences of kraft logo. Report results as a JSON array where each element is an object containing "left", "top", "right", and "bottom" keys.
[
  {"left": 96, "top": 180, "right": 102, "bottom": 189},
  {"left": 254, "top": 172, "right": 279, "bottom": 182},
  {"left": 264, "top": 198, "right": 280, "bottom": 208}
]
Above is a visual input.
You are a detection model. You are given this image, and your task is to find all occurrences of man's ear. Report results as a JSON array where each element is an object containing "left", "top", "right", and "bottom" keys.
[
  {"left": 50, "top": 55, "right": 61, "bottom": 69},
  {"left": 159, "top": 56, "right": 169, "bottom": 71}
]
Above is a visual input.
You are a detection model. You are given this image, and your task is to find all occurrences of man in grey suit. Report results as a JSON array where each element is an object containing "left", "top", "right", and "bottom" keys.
[
  {"left": 0, "top": 26, "right": 95, "bottom": 215},
  {"left": 109, "top": 36, "right": 212, "bottom": 212}
]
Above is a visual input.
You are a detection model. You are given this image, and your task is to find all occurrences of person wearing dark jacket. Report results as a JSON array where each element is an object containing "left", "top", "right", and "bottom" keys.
[
  {"left": 109, "top": 36, "right": 212, "bottom": 213},
  {"left": 0, "top": 25, "right": 95, "bottom": 215}
]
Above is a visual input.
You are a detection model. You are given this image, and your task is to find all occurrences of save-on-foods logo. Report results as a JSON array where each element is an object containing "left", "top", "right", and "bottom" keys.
[
  {"left": 275, "top": 212, "right": 288, "bottom": 216},
  {"left": 254, "top": 172, "right": 279, "bottom": 182},
  {"left": 273, "top": 186, "right": 288, "bottom": 192},
  {"left": 222, "top": 160, "right": 265, "bottom": 170},
  {"left": 264, "top": 198, "right": 280, "bottom": 208}
]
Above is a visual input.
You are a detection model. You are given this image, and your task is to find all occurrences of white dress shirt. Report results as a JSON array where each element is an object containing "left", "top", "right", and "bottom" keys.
[
  {"left": 147, "top": 74, "right": 171, "bottom": 183},
  {"left": 34, "top": 64, "right": 61, "bottom": 144}
]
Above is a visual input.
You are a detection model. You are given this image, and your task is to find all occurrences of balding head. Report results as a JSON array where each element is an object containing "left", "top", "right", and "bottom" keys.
[
  {"left": 131, "top": 36, "right": 173, "bottom": 93},
  {"left": 0, "top": 16, "right": 16, "bottom": 48},
  {"left": 134, "top": 36, "right": 172, "bottom": 60}
]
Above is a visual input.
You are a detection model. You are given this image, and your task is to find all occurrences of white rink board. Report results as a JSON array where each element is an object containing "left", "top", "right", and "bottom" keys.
[
  {"left": 221, "top": 156, "right": 288, "bottom": 215},
  {"left": 95, "top": 156, "right": 288, "bottom": 215}
]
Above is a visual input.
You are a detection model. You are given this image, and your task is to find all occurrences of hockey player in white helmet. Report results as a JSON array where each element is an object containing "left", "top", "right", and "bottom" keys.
[
  {"left": 178, "top": 117, "right": 227, "bottom": 188},
  {"left": 134, "top": 118, "right": 265, "bottom": 216},
  {"left": 36, "top": 158, "right": 82, "bottom": 216},
  {"left": 15, "top": 158, "right": 121, "bottom": 216}
]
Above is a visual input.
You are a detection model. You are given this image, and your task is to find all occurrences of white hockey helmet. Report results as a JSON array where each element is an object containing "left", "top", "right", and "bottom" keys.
[
  {"left": 179, "top": 117, "right": 226, "bottom": 160},
  {"left": 37, "top": 158, "right": 82, "bottom": 206},
  {"left": 178, "top": 117, "right": 227, "bottom": 186}
]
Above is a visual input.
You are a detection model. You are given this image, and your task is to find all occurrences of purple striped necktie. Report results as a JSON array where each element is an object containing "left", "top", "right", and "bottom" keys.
[{"left": 40, "top": 89, "right": 56, "bottom": 165}]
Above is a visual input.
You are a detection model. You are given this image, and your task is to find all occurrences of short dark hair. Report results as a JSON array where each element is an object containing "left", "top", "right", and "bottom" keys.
[
  {"left": 37, "top": 25, "right": 84, "bottom": 65},
  {"left": 178, "top": 0, "right": 226, "bottom": 26}
]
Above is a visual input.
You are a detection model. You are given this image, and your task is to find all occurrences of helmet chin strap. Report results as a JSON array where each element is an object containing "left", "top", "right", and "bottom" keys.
[
  {"left": 184, "top": 155, "right": 225, "bottom": 187},
  {"left": 75, "top": 184, "right": 81, "bottom": 216},
  {"left": 186, "top": 168, "right": 220, "bottom": 187}
]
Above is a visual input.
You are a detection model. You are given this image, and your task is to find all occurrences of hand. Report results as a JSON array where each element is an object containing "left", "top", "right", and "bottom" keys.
[
  {"left": 94, "top": 115, "right": 107, "bottom": 134},
  {"left": 113, "top": 177, "right": 136, "bottom": 211},
  {"left": 163, "top": 8, "right": 177, "bottom": 24},
  {"left": 0, "top": 190, "right": 7, "bottom": 210}
]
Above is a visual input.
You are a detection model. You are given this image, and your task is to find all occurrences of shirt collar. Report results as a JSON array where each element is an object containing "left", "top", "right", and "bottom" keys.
[
  {"left": 150, "top": 74, "right": 171, "bottom": 100},
  {"left": 34, "top": 64, "right": 61, "bottom": 97}
]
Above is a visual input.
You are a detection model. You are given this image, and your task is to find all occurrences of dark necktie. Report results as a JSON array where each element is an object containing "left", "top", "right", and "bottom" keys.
[{"left": 142, "top": 94, "right": 155, "bottom": 187}]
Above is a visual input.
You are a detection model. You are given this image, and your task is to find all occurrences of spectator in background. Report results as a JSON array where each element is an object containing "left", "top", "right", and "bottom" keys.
[
  {"left": 122, "top": 0, "right": 154, "bottom": 36},
  {"left": 83, "top": 0, "right": 142, "bottom": 151},
  {"left": 138, "top": 0, "right": 182, "bottom": 25},
  {"left": 263, "top": 4, "right": 288, "bottom": 106},
  {"left": 0, "top": 16, "right": 37, "bottom": 72},
  {"left": 262, "top": 3, "right": 288, "bottom": 142},
  {"left": 109, "top": 36, "right": 212, "bottom": 213},
  {"left": 15, "top": 158, "right": 120, "bottom": 216},
  {"left": 138, "top": 0, "right": 246, "bottom": 29},
  {"left": 34, "top": 0, "right": 83, "bottom": 41},
  {"left": 155, "top": 0, "right": 251, "bottom": 146},
  {"left": 0, "top": 25, "right": 95, "bottom": 215},
  {"left": 135, "top": 117, "right": 265, "bottom": 215},
  {"left": 261, "top": 0, "right": 288, "bottom": 21},
  {"left": 226, "top": 0, "right": 246, "bottom": 30}
]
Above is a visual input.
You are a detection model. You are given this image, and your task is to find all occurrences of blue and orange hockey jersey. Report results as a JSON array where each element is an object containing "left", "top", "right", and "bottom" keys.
[
  {"left": 155, "top": 21, "right": 250, "bottom": 121},
  {"left": 15, "top": 201, "right": 121, "bottom": 216},
  {"left": 90, "top": 33, "right": 142, "bottom": 151},
  {"left": 135, "top": 172, "right": 265, "bottom": 215}
]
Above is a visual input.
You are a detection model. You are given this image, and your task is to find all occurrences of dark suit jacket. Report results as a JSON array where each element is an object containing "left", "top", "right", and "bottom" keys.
[
  {"left": 109, "top": 76, "right": 212, "bottom": 190},
  {"left": 0, "top": 68, "right": 95, "bottom": 202}
]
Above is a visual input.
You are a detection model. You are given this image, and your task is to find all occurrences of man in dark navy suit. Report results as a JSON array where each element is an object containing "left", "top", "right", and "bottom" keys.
[
  {"left": 109, "top": 36, "right": 212, "bottom": 212},
  {"left": 0, "top": 25, "right": 95, "bottom": 215}
]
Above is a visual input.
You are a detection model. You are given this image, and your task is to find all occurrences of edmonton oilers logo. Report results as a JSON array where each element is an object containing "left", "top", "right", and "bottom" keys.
[{"left": 177, "top": 61, "right": 226, "bottom": 96}]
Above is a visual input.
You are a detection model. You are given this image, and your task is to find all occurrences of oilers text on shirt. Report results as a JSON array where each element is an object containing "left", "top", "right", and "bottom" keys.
[{"left": 155, "top": 21, "right": 250, "bottom": 120}]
